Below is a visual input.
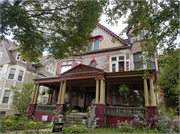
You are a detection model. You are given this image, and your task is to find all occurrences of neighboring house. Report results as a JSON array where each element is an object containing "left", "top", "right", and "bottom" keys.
[
  {"left": 28, "top": 24, "right": 160, "bottom": 126},
  {"left": 0, "top": 39, "right": 55, "bottom": 116}
]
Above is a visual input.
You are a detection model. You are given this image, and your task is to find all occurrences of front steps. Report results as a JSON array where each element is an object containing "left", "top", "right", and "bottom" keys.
[{"left": 54, "top": 112, "right": 99, "bottom": 128}]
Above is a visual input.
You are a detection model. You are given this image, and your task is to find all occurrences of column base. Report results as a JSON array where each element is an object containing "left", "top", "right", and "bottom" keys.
[
  {"left": 56, "top": 103, "right": 65, "bottom": 112},
  {"left": 28, "top": 104, "right": 36, "bottom": 117},
  {"left": 145, "top": 106, "right": 157, "bottom": 127},
  {"left": 94, "top": 103, "right": 105, "bottom": 127}
]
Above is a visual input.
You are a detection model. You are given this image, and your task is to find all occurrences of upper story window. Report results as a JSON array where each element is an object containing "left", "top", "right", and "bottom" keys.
[
  {"left": 134, "top": 53, "right": 143, "bottom": 69},
  {"left": 0, "top": 52, "right": 3, "bottom": 61},
  {"left": 21, "top": 59, "right": 27, "bottom": 63},
  {"left": 0, "top": 68, "right": 2, "bottom": 79},
  {"left": 110, "top": 55, "right": 126, "bottom": 72},
  {"left": 46, "top": 64, "right": 54, "bottom": 74},
  {"left": 1, "top": 67, "right": 7, "bottom": 79},
  {"left": 16, "top": 53, "right": 21, "bottom": 61},
  {"left": 89, "top": 59, "right": 97, "bottom": 68},
  {"left": 60, "top": 61, "right": 72, "bottom": 74},
  {"left": 18, "top": 70, "right": 24, "bottom": 81},
  {"left": 94, "top": 39, "right": 99, "bottom": 50},
  {"left": 148, "top": 54, "right": 155, "bottom": 69},
  {"left": 8, "top": 68, "right": 16, "bottom": 79},
  {"left": 2, "top": 90, "right": 10, "bottom": 103}
]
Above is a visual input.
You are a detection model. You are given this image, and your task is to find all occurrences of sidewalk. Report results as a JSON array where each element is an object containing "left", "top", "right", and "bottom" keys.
[{"left": 2, "top": 128, "right": 52, "bottom": 134}]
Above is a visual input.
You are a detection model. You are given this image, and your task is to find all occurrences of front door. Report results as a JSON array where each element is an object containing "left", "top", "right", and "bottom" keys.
[
  {"left": 85, "top": 92, "right": 91, "bottom": 110},
  {"left": 119, "top": 62, "right": 124, "bottom": 72}
]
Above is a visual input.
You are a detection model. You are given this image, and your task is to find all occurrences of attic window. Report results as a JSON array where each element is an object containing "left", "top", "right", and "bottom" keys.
[
  {"left": 89, "top": 59, "right": 97, "bottom": 68},
  {"left": 16, "top": 53, "right": 21, "bottom": 61},
  {"left": 21, "top": 59, "right": 27, "bottom": 63}
]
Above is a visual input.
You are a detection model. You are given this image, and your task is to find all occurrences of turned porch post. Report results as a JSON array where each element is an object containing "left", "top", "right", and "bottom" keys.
[
  {"left": 61, "top": 81, "right": 66, "bottom": 104},
  {"left": 33, "top": 83, "right": 39, "bottom": 104},
  {"left": 31, "top": 84, "right": 37, "bottom": 104},
  {"left": 100, "top": 78, "right": 105, "bottom": 104},
  {"left": 150, "top": 76, "right": 156, "bottom": 106},
  {"left": 57, "top": 81, "right": 63, "bottom": 103},
  {"left": 95, "top": 78, "right": 99, "bottom": 103},
  {"left": 143, "top": 77, "right": 149, "bottom": 106}
]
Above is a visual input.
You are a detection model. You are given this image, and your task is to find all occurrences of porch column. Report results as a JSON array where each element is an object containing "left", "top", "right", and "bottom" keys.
[
  {"left": 150, "top": 76, "right": 156, "bottom": 106},
  {"left": 143, "top": 77, "right": 149, "bottom": 106},
  {"left": 31, "top": 84, "right": 37, "bottom": 104},
  {"left": 33, "top": 83, "right": 39, "bottom": 104},
  {"left": 61, "top": 81, "right": 66, "bottom": 104},
  {"left": 100, "top": 78, "right": 105, "bottom": 104},
  {"left": 57, "top": 81, "right": 63, "bottom": 103},
  {"left": 95, "top": 78, "right": 99, "bottom": 103}
]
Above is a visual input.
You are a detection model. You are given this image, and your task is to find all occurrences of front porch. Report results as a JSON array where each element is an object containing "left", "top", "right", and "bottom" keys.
[{"left": 28, "top": 64, "right": 157, "bottom": 127}]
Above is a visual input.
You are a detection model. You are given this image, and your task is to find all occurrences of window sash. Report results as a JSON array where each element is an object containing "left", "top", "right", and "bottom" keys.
[
  {"left": 2, "top": 97, "right": 9, "bottom": 103},
  {"left": 61, "top": 66, "right": 71, "bottom": 73},
  {"left": 4, "top": 90, "right": 10, "bottom": 97},
  {"left": 94, "top": 39, "right": 99, "bottom": 50}
]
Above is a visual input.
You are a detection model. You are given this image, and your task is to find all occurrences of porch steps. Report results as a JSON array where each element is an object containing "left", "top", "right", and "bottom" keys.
[{"left": 54, "top": 112, "right": 98, "bottom": 128}]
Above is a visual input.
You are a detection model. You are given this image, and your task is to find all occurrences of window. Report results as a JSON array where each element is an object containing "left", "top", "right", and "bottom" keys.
[
  {"left": 46, "top": 65, "right": 54, "bottom": 73},
  {"left": 21, "top": 59, "right": 27, "bottom": 63},
  {"left": 144, "top": 30, "right": 149, "bottom": 40},
  {"left": 76, "top": 61, "right": 81, "bottom": 64},
  {"left": 0, "top": 112, "right": 6, "bottom": 116},
  {"left": 49, "top": 64, "right": 53, "bottom": 72},
  {"left": 0, "top": 52, "right": 3, "bottom": 60},
  {"left": 1, "top": 67, "right": 7, "bottom": 79},
  {"left": 8, "top": 68, "right": 16, "bottom": 79},
  {"left": 46, "top": 66, "right": 49, "bottom": 71},
  {"left": 2, "top": 90, "right": 10, "bottom": 103},
  {"left": 94, "top": 39, "right": 99, "bottom": 50},
  {"left": 18, "top": 70, "right": 23, "bottom": 81},
  {"left": 148, "top": 54, "right": 155, "bottom": 69},
  {"left": 0, "top": 68, "right": 2, "bottom": 78},
  {"left": 16, "top": 53, "right": 21, "bottom": 61},
  {"left": 89, "top": 59, "right": 97, "bottom": 68},
  {"left": 42, "top": 96, "right": 48, "bottom": 104},
  {"left": 61, "top": 66, "right": 71, "bottom": 73},
  {"left": 134, "top": 53, "right": 143, "bottom": 69},
  {"left": 131, "top": 31, "right": 143, "bottom": 43},
  {"left": 67, "top": 61, "right": 72, "bottom": 65},
  {"left": 88, "top": 42, "right": 93, "bottom": 52},
  {"left": 133, "top": 85, "right": 143, "bottom": 106},
  {"left": 110, "top": 55, "right": 126, "bottom": 72}
]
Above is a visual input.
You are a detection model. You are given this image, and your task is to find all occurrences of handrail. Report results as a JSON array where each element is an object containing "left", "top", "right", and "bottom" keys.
[
  {"left": 51, "top": 105, "right": 63, "bottom": 124},
  {"left": 88, "top": 105, "right": 96, "bottom": 128}
]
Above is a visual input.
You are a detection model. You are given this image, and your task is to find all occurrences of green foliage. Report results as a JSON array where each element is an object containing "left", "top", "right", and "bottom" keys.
[
  {"left": 116, "top": 120, "right": 134, "bottom": 132},
  {"left": 157, "top": 49, "right": 179, "bottom": 114},
  {"left": 105, "top": 0, "right": 179, "bottom": 55},
  {"left": 10, "top": 82, "right": 34, "bottom": 114},
  {"left": 119, "top": 85, "right": 129, "bottom": 95},
  {"left": 62, "top": 125, "right": 88, "bottom": 133},
  {"left": 1, "top": 0, "right": 107, "bottom": 62},
  {"left": 47, "top": 88, "right": 53, "bottom": 95},
  {"left": 71, "top": 110, "right": 79, "bottom": 113}
]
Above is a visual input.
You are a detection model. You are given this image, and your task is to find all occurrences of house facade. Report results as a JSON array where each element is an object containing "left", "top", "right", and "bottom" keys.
[
  {"left": 28, "top": 24, "right": 160, "bottom": 126},
  {"left": 0, "top": 39, "right": 56, "bottom": 116}
]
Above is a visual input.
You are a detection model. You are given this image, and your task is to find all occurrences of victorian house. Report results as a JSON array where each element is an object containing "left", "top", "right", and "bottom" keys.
[{"left": 28, "top": 24, "right": 162, "bottom": 126}]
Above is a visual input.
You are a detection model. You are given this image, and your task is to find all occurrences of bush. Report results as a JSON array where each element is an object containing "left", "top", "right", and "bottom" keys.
[
  {"left": 116, "top": 120, "right": 134, "bottom": 132},
  {"left": 47, "top": 88, "right": 53, "bottom": 94},
  {"left": 62, "top": 125, "right": 88, "bottom": 133}
]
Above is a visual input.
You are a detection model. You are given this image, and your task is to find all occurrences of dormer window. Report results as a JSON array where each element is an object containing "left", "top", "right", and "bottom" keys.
[
  {"left": 94, "top": 39, "right": 99, "bottom": 50},
  {"left": 46, "top": 64, "right": 54, "bottom": 74},
  {"left": 21, "top": 59, "right": 27, "bottom": 63},
  {"left": 16, "top": 53, "right": 21, "bottom": 61}
]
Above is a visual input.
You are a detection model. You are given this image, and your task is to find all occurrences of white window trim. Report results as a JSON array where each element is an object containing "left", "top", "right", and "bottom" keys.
[
  {"left": 16, "top": 53, "right": 21, "bottom": 61},
  {"left": 110, "top": 54, "right": 127, "bottom": 72},
  {"left": 2, "top": 89, "right": 11, "bottom": 104},
  {"left": 21, "top": 59, "right": 27, "bottom": 63},
  {"left": 17, "top": 70, "right": 24, "bottom": 81},
  {"left": 8, "top": 68, "right": 16, "bottom": 80},
  {"left": 0, "top": 52, "right": 3, "bottom": 61}
]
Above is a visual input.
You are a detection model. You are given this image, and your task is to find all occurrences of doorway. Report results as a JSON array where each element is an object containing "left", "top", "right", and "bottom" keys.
[
  {"left": 119, "top": 62, "right": 124, "bottom": 72},
  {"left": 84, "top": 87, "right": 96, "bottom": 110}
]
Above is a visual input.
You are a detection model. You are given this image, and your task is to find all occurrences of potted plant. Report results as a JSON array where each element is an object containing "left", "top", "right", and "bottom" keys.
[
  {"left": 47, "top": 88, "right": 53, "bottom": 94},
  {"left": 58, "top": 114, "right": 63, "bottom": 122},
  {"left": 81, "top": 116, "right": 88, "bottom": 124},
  {"left": 119, "top": 85, "right": 129, "bottom": 95}
]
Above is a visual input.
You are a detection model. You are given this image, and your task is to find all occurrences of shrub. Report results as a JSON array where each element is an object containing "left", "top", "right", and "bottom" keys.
[
  {"left": 116, "top": 120, "right": 134, "bottom": 132},
  {"left": 47, "top": 88, "right": 53, "bottom": 94},
  {"left": 62, "top": 125, "right": 88, "bottom": 133}
]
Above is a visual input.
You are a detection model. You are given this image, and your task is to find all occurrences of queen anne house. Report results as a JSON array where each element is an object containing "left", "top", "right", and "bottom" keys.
[{"left": 28, "top": 24, "right": 161, "bottom": 127}]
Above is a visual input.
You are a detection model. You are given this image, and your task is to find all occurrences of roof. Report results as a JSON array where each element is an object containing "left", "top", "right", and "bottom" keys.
[{"left": 97, "top": 23, "right": 129, "bottom": 46}]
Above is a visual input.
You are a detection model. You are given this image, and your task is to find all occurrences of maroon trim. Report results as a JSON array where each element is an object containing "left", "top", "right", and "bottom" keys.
[
  {"left": 57, "top": 62, "right": 62, "bottom": 75},
  {"left": 89, "top": 59, "right": 98, "bottom": 68},
  {"left": 85, "top": 52, "right": 123, "bottom": 59},
  {"left": 89, "top": 35, "right": 103, "bottom": 41},
  {"left": 59, "top": 64, "right": 104, "bottom": 76},
  {"left": 97, "top": 24, "right": 129, "bottom": 46}
]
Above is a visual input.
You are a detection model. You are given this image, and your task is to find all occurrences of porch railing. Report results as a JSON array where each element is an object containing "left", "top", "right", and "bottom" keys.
[
  {"left": 88, "top": 105, "right": 96, "bottom": 128},
  {"left": 105, "top": 106, "right": 146, "bottom": 117},
  {"left": 52, "top": 105, "right": 63, "bottom": 124},
  {"left": 35, "top": 105, "right": 56, "bottom": 111}
]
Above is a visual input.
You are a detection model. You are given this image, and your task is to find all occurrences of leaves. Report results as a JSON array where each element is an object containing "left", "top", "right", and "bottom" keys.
[
  {"left": 1, "top": 0, "right": 106, "bottom": 62},
  {"left": 10, "top": 82, "right": 34, "bottom": 114}
]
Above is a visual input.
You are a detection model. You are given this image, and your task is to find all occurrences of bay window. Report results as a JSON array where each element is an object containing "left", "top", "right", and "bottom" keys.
[
  {"left": 148, "top": 54, "right": 155, "bottom": 69},
  {"left": 2, "top": 90, "right": 10, "bottom": 103},
  {"left": 134, "top": 53, "right": 143, "bottom": 69},
  {"left": 8, "top": 68, "right": 16, "bottom": 79},
  {"left": 18, "top": 70, "right": 24, "bottom": 81}
]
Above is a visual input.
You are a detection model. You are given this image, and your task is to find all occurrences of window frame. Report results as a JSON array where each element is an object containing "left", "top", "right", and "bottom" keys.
[
  {"left": 110, "top": 54, "right": 127, "bottom": 72},
  {"left": 16, "top": 53, "right": 21, "bottom": 61},
  {"left": 89, "top": 59, "right": 97, "bottom": 68},
  {"left": 0, "top": 52, "right": 3, "bottom": 61},
  {"left": 8, "top": 68, "right": 16, "bottom": 80},
  {"left": 2, "top": 90, "right": 10, "bottom": 104},
  {"left": 17, "top": 70, "right": 24, "bottom": 81},
  {"left": 133, "top": 52, "right": 143, "bottom": 69}
]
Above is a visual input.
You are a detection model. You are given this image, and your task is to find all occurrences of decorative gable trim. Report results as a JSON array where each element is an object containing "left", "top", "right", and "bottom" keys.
[
  {"left": 59, "top": 64, "right": 104, "bottom": 76},
  {"left": 97, "top": 23, "right": 129, "bottom": 46}
]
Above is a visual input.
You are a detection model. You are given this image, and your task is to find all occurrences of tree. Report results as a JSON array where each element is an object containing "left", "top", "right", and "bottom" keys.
[
  {"left": 1, "top": 0, "right": 106, "bottom": 62},
  {"left": 157, "top": 49, "right": 179, "bottom": 113},
  {"left": 10, "top": 82, "right": 34, "bottom": 114},
  {"left": 105, "top": 0, "right": 179, "bottom": 57}
]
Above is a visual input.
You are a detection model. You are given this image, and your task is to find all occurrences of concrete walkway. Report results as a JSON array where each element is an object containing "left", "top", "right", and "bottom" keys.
[{"left": 2, "top": 128, "right": 52, "bottom": 134}]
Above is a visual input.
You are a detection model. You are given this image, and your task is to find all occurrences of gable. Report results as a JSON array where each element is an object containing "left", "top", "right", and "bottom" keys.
[{"left": 60, "top": 64, "right": 104, "bottom": 76}]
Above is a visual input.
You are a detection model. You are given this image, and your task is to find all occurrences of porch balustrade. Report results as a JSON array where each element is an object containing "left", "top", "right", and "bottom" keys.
[
  {"left": 105, "top": 106, "right": 145, "bottom": 117},
  {"left": 35, "top": 105, "right": 56, "bottom": 111}
]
